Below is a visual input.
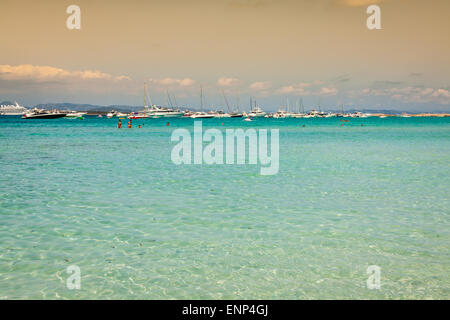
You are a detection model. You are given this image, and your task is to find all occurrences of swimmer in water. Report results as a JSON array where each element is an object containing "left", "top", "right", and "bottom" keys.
[{"left": 118, "top": 119, "right": 122, "bottom": 129}]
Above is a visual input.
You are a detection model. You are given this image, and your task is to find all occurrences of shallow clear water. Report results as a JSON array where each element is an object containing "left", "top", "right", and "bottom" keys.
[{"left": 0, "top": 115, "right": 449, "bottom": 299}]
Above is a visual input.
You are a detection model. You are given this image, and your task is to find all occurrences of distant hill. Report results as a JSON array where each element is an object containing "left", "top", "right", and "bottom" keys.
[
  {"left": 33, "top": 103, "right": 142, "bottom": 113},
  {"left": 0, "top": 101, "right": 14, "bottom": 105}
]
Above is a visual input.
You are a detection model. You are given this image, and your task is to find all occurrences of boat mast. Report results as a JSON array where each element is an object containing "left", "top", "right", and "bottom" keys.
[
  {"left": 167, "top": 89, "right": 174, "bottom": 109},
  {"left": 143, "top": 82, "right": 148, "bottom": 111},
  {"left": 172, "top": 93, "right": 178, "bottom": 109},
  {"left": 222, "top": 89, "right": 231, "bottom": 113},
  {"left": 200, "top": 85, "right": 203, "bottom": 112},
  {"left": 236, "top": 90, "right": 240, "bottom": 113}
]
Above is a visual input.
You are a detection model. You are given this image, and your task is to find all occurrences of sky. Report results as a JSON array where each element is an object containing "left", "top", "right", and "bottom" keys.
[{"left": 0, "top": 0, "right": 449, "bottom": 111}]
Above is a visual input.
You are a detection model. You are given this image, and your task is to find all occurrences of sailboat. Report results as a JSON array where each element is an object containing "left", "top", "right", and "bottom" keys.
[
  {"left": 141, "top": 84, "right": 184, "bottom": 118},
  {"left": 191, "top": 85, "right": 214, "bottom": 118},
  {"left": 228, "top": 91, "right": 243, "bottom": 117},
  {"left": 129, "top": 83, "right": 150, "bottom": 119},
  {"left": 247, "top": 98, "right": 266, "bottom": 117},
  {"left": 292, "top": 98, "right": 307, "bottom": 118}
]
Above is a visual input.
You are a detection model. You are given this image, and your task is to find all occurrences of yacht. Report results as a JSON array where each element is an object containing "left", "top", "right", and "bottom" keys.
[
  {"left": 213, "top": 110, "right": 231, "bottom": 118},
  {"left": 128, "top": 111, "right": 149, "bottom": 119},
  {"left": 247, "top": 106, "right": 266, "bottom": 117},
  {"left": 350, "top": 111, "right": 369, "bottom": 118},
  {"left": 22, "top": 108, "right": 67, "bottom": 119},
  {"left": 190, "top": 112, "right": 215, "bottom": 119},
  {"left": 145, "top": 106, "right": 184, "bottom": 118},
  {"left": 189, "top": 85, "right": 216, "bottom": 119},
  {"left": 65, "top": 111, "right": 86, "bottom": 119},
  {"left": 0, "top": 102, "right": 28, "bottom": 115},
  {"left": 228, "top": 112, "right": 243, "bottom": 118},
  {"left": 107, "top": 110, "right": 119, "bottom": 118}
]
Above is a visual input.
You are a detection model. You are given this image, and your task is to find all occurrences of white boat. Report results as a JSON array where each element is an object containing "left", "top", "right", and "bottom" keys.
[
  {"left": 350, "top": 112, "right": 368, "bottom": 118},
  {"left": 107, "top": 110, "right": 118, "bottom": 118},
  {"left": 247, "top": 106, "right": 266, "bottom": 117},
  {"left": 212, "top": 111, "right": 231, "bottom": 118},
  {"left": 244, "top": 117, "right": 253, "bottom": 121},
  {"left": 189, "top": 85, "right": 215, "bottom": 118},
  {"left": 0, "top": 102, "right": 28, "bottom": 115},
  {"left": 146, "top": 107, "right": 184, "bottom": 118},
  {"left": 400, "top": 113, "right": 411, "bottom": 118},
  {"left": 128, "top": 112, "right": 149, "bottom": 119},
  {"left": 107, "top": 111, "right": 128, "bottom": 118},
  {"left": 65, "top": 111, "right": 86, "bottom": 119},
  {"left": 190, "top": 112, "right": 215, "bottom": 119}
]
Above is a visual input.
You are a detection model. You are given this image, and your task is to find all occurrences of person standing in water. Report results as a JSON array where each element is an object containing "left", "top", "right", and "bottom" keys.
[{"left": 117, "top": 119, "right": 122, "bottom": 129}]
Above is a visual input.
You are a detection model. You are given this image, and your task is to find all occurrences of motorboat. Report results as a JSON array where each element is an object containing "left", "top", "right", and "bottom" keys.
[
  {"left": 65, "top": 111, "right": 86, "bottom": 119},
  {"left": 190, "top": 112, "right": 215, "bottom": 119},
  {"left": 128, "top": 112, "right": 149, "bottom": 119},
  {"left": 22, "top": 108, "right": 67, "bottom": 119},
  {"left": 247, "top": 106, "right": 266, "bottom": 117}
]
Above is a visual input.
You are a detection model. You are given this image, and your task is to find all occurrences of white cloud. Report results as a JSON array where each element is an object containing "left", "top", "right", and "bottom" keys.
[
  {"left": 320, "top": 87, "right": 338, "bottom": 95},
  {"left": 277, "top": 85, "right": 308, "bottom": 95},
  {"left": 217, "top": 77, "right": 239, "bottom": 87},
  {"left": 353, "top": 86, "right": 450, "bottom": 104},
  {"left": 148, "top": 77, "right": 195, "bottom": 87},
  {"left": 431, "top": 88, "right": 450, "bottom": 98},
  {"left": 0, "top": 64, "right": 130, "bottom": 82},
  {"left": 277, "top": 81, "right": 333, "bottom": 96},
  {"left": 249, "top": 81, "right": 271, "bottom": 91}
]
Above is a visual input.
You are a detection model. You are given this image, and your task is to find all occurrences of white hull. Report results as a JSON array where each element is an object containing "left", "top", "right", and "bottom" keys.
[{"left": 190, "top": 114, "right": 215, "bottom": 118}]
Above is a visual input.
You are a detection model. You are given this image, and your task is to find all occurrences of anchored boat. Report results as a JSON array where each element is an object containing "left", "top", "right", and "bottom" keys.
[{"left": 22, "top": 108, "right": 66, "bottom": 119}]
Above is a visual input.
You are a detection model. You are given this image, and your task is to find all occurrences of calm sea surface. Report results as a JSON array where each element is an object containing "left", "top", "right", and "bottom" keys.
[{"left": 0, "top": 115, "right": 449, "bottom": 299}]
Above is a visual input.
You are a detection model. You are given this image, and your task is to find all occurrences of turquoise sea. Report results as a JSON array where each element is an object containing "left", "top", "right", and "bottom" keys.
[{"left": 0, "top": 115, "right": 449, "bottom": 299}]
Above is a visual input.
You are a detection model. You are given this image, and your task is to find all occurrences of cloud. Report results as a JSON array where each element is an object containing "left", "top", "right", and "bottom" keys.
[
  {"left": 277, "top": 80, "right": 328, "bottom": 96},
  {"left": 0, "top": 64, "right": 130, "bottom": 82},
  {"left": 148, "top": 77, "right": 195, "bottom": 87},
  {"left": 217, "top": 77, "right": 240, "bottom": 86},
  {"left": 333, "top": 0, "right": 383, "bottom": 7},
  {"left": 431, "top": 88, "right": 450, "bottom": 98},
  {"left": 353, "top": 86, "right": 450, "bottom": 104},
  {"left": 320, "top": 87, "right": 338, "bottom": 95},
  {"left": 277, "top": 85, "right": 308, "bottom": 95},
  {"left": 249, "top": 81, "right": 271, "bottom": 90}
]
